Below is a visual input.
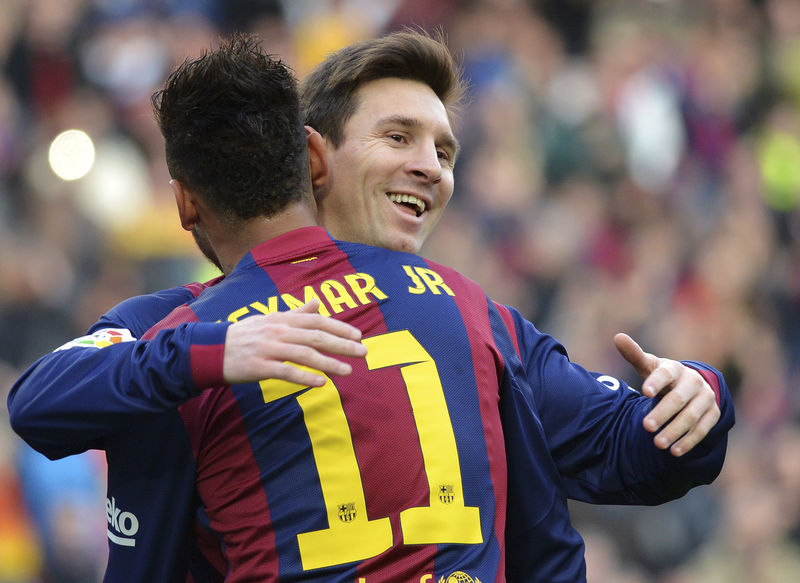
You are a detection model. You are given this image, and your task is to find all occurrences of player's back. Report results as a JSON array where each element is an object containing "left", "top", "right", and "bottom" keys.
[{"left": 171, "top": 227, "right": 512, "bottom": 582}]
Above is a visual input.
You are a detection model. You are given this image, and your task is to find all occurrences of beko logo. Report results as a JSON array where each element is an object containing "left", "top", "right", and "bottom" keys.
[{"left": 106, "top": 497, "right": 139, "bottom": 547}]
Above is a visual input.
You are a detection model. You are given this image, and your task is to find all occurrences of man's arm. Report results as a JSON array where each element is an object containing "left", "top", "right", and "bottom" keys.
[
  {"left": 7, "top": 321, "right": 228, "bottom": 458},
  {"left": 8, "top": 299, "right": 366, "bottom": 460},
  {"left": 499, "top": 304, "right": 734, "bottom": 504}
]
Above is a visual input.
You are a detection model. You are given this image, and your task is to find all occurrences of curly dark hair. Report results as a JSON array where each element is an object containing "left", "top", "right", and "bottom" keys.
[
  {"left": 152, "top": 33, "right": 307, "bottom": 224},
  {"left": 300, "top": 28, "right": 467, "bottom": 148}
]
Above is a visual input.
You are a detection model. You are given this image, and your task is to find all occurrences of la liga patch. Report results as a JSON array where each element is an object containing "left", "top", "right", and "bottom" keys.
[{"left": 56, "top": 328, "right": 136, "bottom": 351}]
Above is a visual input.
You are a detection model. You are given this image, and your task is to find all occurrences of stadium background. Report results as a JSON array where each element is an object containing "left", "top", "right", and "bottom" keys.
[{"left": 1, "top": 0, "right": 800, "bottom": 581}]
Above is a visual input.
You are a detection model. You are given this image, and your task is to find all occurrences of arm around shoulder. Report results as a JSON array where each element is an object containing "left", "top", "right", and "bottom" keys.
[{"left": 7, "top": 321, "right": 229, "bottom": 459}]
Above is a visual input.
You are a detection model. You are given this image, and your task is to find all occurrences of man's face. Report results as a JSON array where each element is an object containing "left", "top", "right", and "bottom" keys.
[{"left": 316, "top": 78, "right": 458, "bottom": 254}]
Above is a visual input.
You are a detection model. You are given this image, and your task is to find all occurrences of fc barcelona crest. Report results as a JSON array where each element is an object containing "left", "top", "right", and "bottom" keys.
[
  {"left": 438, "top": 484, "right": 455, "bottom": 504},
  {"left": 338, "top": 502, "right": 357, "bottom": 523},
  {"left": 438, "top": 571, "right": 482, "bottom": 583}
]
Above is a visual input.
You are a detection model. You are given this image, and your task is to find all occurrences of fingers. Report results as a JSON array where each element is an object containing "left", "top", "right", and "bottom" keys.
[
  {"left": 260, "top": 338, "right": 364, "bottom": 376},
  {"left": 614, "top": 333, "right": 657, "bottom": 380},
  {"left": 223, "top": 333, "right": 365, "bottom": 386},
  {"left": 642, "top": 368, "right": 720, "bottom": 456},
  {"left": 291, "top": 298, "right": 321, "bottom": 314},
  {"left": 666, "top": 407, "right": 721, "bottom": 457},
  {"left": 618, "top": 334, "right": 723, "bottom": 457},
  {"left": 276, "top": 367, "right": 329, "bottom": 388},
  {"left": 257, "top": 356, "right": 350, "bottom": 388},
  {"left": 270, "top": 325, "right": 367, "bottom": 358},
  {"left": 639, "top": 359, "right": 683, "bottom": 399},
  {"left": 641, "top": 361, "right": 705, "bottom": 429},
  {"left": 273, "top": 303, "right": 364, "bottom": 343},
  {"left": 222, "top": 304, "right": 367, "bottom": 386}
]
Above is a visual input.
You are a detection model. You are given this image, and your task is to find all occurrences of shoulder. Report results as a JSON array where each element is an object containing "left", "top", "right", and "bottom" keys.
[{"left": 90, "top": 281, "right": 216, "bottom": 337}]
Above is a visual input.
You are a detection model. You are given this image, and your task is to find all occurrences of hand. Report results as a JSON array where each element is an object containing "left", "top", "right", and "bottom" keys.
[
  {"left": 614, "top": 333, "right": 721, "bottom": 457},
  {"left": 223, "top": 299, "right": 367, "bottom": 387}
]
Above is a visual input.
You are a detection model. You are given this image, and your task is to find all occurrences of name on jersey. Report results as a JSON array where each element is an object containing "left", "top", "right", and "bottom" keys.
[{"left": 224, "top": 266, "right": 454, "bottom": 322}]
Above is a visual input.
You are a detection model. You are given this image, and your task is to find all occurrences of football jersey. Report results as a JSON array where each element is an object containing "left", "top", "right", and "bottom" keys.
[
  {"left": 170, "top": 226, "right": 518, "bottom": 583},
  {"left": 8, "top": 227, "right": 734, "bottom": 583}
]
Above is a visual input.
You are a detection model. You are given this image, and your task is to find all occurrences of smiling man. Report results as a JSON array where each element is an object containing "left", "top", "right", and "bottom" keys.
[
  {"left": 312, "top": 79, "right": 457, "bottom": 253},
  {"left": 302, "top": 29, "right": 725, "bottom": 460},
  {"left": 298, "top": 29, "right": 733, "bottom": 582},
  {"left": 302, "top": 33, "right": 464, "bottom": 255}
]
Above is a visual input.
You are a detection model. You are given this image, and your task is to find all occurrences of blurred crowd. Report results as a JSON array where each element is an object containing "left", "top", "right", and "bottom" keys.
[{"left": 1, "top": 0, "right": 800, "bottom": 581}]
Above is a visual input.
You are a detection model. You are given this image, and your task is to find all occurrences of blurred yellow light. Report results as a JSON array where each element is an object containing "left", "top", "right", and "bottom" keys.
[{"left": 48, "top": 129, "right": 96, "bottom": 181}]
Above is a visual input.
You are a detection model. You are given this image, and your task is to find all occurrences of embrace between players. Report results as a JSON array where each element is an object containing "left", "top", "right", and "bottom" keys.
[{"left": 8, "top": 30, "right": 734, "bottom": 583}]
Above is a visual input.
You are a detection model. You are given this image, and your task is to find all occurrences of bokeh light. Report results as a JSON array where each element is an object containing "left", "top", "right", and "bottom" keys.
[{"left": 47, "top": 129, "right": 96, "bottom": 181}]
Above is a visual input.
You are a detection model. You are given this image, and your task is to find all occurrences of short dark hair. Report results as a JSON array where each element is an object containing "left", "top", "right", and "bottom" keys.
[
  {"left": 152, "top": 33, "right": 307, "bottom": 224},
  {"left": 300, "top": 28, "right": 466, "bottom": 147}
]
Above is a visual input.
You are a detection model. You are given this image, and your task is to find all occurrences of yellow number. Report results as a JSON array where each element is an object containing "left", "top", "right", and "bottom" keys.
[
  {"left": 294, "top": 379, "right": 393, "bottom": 569},
  {"left": 260, "top": 374, "right": 393, "bottom": 570},
  {"left": 364, "top": 331, "right": 481, "bottom": 545},
  {"left": 259, "top": 330, "right": 482, "bottom": 570}
]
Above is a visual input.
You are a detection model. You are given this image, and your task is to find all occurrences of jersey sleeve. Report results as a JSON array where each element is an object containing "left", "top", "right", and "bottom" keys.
[
  {"left": 499, "top": 303, "right": 734, "bottom": 505},
  {"left": 91, "top": 283, "right": 207, "bottom": 336},
  {"left": 7, "top": 288, "right": 229, "bottom": 460}
]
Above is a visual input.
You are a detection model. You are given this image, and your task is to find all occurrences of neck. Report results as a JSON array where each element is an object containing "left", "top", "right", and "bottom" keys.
[{"left": 213, "top": 202, "right": 318, "bottom": 275}]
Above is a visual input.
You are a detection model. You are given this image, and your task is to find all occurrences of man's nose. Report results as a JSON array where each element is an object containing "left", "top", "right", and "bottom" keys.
[{"left": 406, "top": 143, "right": 442, "bottom": 184}]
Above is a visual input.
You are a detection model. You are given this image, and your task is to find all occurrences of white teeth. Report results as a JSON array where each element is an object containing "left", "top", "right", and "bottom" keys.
[{"left": 388, "top": 193, "right": 426, "bottom": 215}]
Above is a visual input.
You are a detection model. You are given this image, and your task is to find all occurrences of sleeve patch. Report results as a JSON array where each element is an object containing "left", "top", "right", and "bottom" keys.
[{"left": 56, "top": 328, "right": 137, "bottom": 351}]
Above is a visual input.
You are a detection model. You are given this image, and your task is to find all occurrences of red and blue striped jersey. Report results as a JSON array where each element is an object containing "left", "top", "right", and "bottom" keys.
[
  {"left": 169, "top": 227, "right": 514, "bottom": 582},
  {"left": 8, "top": 227, "right": 734, "bottom": 583}
]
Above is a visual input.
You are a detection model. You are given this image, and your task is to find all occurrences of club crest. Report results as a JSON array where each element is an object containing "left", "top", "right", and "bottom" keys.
[
  {"left": 337, "top": 502, "right": 357, "bottom": 523},
  {"left": 438, "top": 571, "right": 481, "bottom": 583},
  {"left": 438, "top": 484, "right": 455, "bottom": 504}
]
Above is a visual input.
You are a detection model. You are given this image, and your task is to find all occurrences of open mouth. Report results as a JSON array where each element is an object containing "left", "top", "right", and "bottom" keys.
[{"left": 388, "top": 193, "right": 426, "bottom": 217}]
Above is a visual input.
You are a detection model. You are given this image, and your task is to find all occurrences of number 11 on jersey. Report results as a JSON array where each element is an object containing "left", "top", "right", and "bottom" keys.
[{"left": 259, "top": 330, "right": 483, "bottom": 571}]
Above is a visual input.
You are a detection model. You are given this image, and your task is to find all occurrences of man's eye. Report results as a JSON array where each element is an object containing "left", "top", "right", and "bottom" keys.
[
  {"left": 389, "top": 134, "right": 405, "bottom": 142},
  {"left": 438, "top": 150, "right": 452, "bottom": 163}
]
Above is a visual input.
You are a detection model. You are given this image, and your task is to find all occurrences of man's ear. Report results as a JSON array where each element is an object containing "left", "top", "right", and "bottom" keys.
[
  {"left": 170, "top": 179, "right": 199, "bottom": 232},
  {"left": 305, "top": 126, "right": 328, "bottom": 188}
]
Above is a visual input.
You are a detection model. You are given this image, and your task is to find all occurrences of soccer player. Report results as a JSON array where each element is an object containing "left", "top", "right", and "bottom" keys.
[
  {"left": 301, "top": 29, "right": 724, "bottom": 459},
  {"left": 298, "top": 31, "right": 734, "bottom": 580},
  {"left": 7, "top": 31, "right": 734, "bottom": 583}
]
